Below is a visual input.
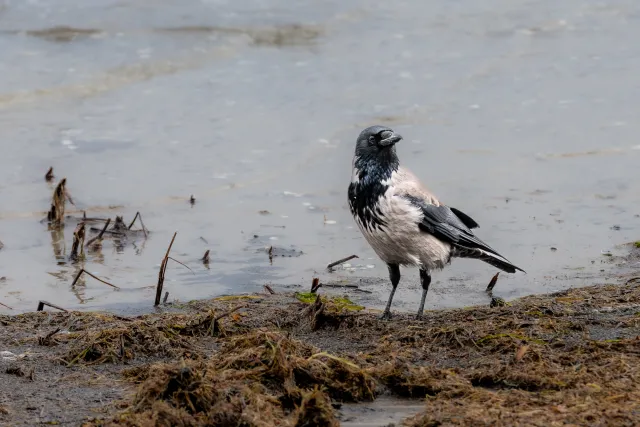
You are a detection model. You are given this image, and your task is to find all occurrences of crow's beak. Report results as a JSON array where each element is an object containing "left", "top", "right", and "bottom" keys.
[{"left": 379, "top": 130, "right": 402, "bottom": 147}]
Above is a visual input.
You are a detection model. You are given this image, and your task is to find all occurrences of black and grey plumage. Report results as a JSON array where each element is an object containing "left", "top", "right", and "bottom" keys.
[{"left": 348, "top": 125, "right": 524, "bottom": 320}]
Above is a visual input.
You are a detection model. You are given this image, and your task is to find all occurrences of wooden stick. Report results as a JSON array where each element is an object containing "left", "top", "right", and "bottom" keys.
[
  {"left": 155, "top": 232, "right": 177, "bottom": 306},
  {"left": 71, "top": 269, "right": 120, "bottom": 289},
  {"left": 0, "top": 300, "right": 13, "bottom": 310},
  {"left": 37, "top": 301, "right": 68, "bottom": 312},
  {"left": 264, "top": 284, "right": 275, "bottom": 295},
  {"left": 202, "top": 250, "right": 210, "bottom": 263},
  {"left": 128, "top": 212, "right": 148, "bottom": 237},
  {"left": 326, "top": 254, "right": 358, "bottom": 270},
  {"left": 163, "top": 292, "right": 169, "bottom": 304},
  {"left": 214, "top": 305, "right": 246, "bottom": 322}
]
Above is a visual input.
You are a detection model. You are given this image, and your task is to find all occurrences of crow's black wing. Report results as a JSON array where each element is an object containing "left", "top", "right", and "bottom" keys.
[
  {"left": 403, "top": 195, "right": 524, "bottom": 273},
  {"left": 403, "top": 195, "right": 498, "bottom": 256},
  {"left": 448, "top": 207, "right": 479, "bottom": 229}
]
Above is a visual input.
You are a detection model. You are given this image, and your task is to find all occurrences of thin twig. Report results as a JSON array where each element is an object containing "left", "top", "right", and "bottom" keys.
[
  {"left": 85, "top": 218, "right": 111, "bottom": 247},
  {"left": 37, "top": 301, "right": 68, "bottom": 312},
  {"left": 155, "top": 232, "right": 177, "bottom": 306},
  {"left": 0, "top": 300, "right": 13, "bottom": 310},
  {"left": 128, "top": 212, "right": 148, "bottom": 237},
  {"left": 320, "top": 283, "right": 373, "bottom": 293},
  {"left": 214, "top": 305, "right": 247, "bottom": 322},
  {"left": 71, "top": 269, "right": 120, "bottom": 289},
  {"left": 167, "top": 257, "right": 194, "bottom": 274},
  {"left": 327, "top": 254, "right": 358, "bottom": 270}
]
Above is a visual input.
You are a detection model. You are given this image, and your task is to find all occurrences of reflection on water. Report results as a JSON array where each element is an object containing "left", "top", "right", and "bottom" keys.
[{"left": 1, "top": 0, "right": 640, "bottom": 314}]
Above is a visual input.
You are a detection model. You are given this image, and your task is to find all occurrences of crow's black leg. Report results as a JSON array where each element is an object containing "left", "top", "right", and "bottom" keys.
[
  {"left": 380, "top": 263, "right": 400, "bottom": 320},
  {"left": 416, "top": 269, "right": 431, "bottom": 320}
]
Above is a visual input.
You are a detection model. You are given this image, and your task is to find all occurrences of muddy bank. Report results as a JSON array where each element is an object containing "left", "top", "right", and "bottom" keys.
[{"left": 2, "top": 272, "right": 640, "bottom": 426}]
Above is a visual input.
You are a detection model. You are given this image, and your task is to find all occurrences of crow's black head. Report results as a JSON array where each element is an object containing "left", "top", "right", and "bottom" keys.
[
  {"left": 353, "top": 125, "right": 403, "bottom": 179},
  {"left": 354, "top": 125, "right": 403, "bottom": 158}
]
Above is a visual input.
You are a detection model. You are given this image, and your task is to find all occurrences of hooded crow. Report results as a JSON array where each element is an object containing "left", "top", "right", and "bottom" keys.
[{"left": 348, "top": 125, "right": 524, "bottom": 320}]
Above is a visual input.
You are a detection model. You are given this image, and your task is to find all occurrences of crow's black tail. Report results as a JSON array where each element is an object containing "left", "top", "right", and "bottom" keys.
[{"left": 454, "top": 245, "right": 525, "bottom": 274}]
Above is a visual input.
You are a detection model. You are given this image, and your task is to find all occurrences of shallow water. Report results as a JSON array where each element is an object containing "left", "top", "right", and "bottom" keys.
[{"left": 1, "top": 0, "right": 639, "bottom": 314}]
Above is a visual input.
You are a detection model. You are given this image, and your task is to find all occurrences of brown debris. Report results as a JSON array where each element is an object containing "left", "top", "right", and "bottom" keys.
[
  {"left": 112, "top": 216, "right": 128, "bottom": 232},
  {"left": 294, "top": 387, "right": 339, "bottom": 427},
  {"left": 38, "top": 328, "right": 61, "bottom": 346},
  {"left": 3, "top": 280, "right": 640, "bottom": 426},
  {"left": 201, "top": 249, "right": 210, "bottom": 265}
]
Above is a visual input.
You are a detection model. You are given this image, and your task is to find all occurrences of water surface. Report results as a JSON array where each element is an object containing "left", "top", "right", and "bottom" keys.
[{"left": 1, "top": 0, "right": 639, "bottom": 314}]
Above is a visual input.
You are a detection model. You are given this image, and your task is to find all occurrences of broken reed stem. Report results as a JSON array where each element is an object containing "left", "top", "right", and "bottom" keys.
[
  {"left": 45, "top": 167, "right": 54, "bottom": 182},
  {"left": 163, "top": 292, "right": 169, "bottom": 304},
  {"left": 47, "top": 178, "right": 67, "bottom": 226},
  {"left": 85, "top": 218, "right": 111, "bottom": 248},
  {"left": 202, "top": 250, "right": 210, "bottom": 264},
  {"left": 69, "top": 222, "right": 86, "bottom": 261},
  {"left": 71, "top": 269, "right": 119, "bottom": 289},
  {"left": 486, "top": 272, "right": 500, "bottom": 293},
  {"left": 37, "top": 300, "right": 68, "bottom": 312},
  {"left": 264, "top": 284, "right": 275, "bottom": 294},
  {"left": 327, "top": 254, "right": 358, "bottom": 270},
  {"left": 0, "top": 300, "right": 13, "bottom": 310},
  {"left": 155, "top": 232, "right": 177, "bottom": 306},
  {"left": 128, "top": 212, "right": 148, "bottom": 237},
  {"left": 310, "top": 277, "right": 321, "bottom": 293}
]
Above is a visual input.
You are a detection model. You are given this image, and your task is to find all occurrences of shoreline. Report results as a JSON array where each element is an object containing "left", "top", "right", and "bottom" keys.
[{"left": 1, "top": 246, "right": 640, "bottom": 426}]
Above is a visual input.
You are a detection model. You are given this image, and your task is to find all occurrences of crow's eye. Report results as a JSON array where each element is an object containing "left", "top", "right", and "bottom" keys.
[{"left": 368, "top": 135, "right": 376, "bottom": 145}]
